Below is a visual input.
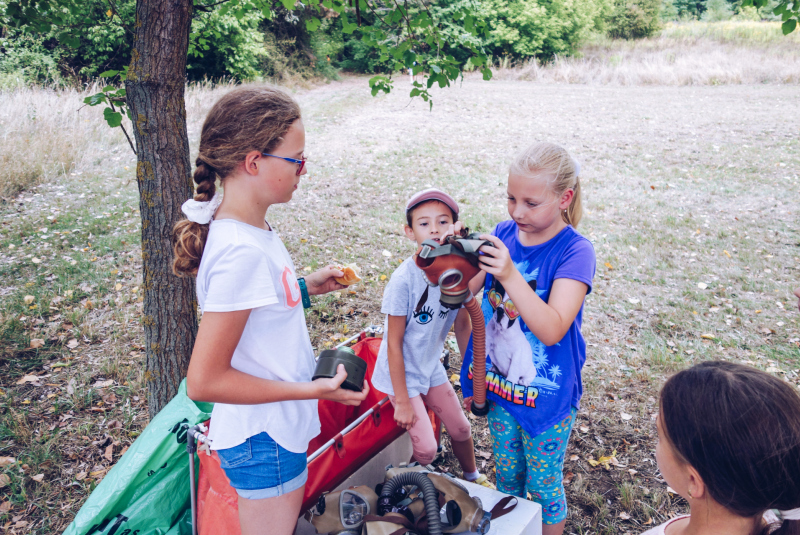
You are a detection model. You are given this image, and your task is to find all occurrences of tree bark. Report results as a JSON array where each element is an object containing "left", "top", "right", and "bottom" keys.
[{"left": 126, "top": 0, "right": 198, "bottom": 417}]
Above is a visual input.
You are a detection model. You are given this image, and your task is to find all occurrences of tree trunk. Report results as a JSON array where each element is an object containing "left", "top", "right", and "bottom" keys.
[{"left": 126, "top": 0, "right": 198, "bottom": 417}]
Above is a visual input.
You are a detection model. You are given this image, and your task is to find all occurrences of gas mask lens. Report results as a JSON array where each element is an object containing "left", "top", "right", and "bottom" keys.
[
  {"left": 438, "top": 269, "right": 463, "bottom": 290},
  {"left": 340, "top": 489, "right": 370, "bottom": 528}
]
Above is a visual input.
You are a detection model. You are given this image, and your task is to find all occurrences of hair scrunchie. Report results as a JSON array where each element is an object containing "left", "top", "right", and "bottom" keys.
[{"left": 181, "top": 191, "right": 222, "bottom": 224}]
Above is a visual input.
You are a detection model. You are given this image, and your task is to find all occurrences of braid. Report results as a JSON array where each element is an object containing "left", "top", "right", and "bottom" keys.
[
  {"left": 172, "top": 161, "right": 217, "bottom": 277},
  {"left": 193, "top": 158, "right": 216, "bottom": 202}
]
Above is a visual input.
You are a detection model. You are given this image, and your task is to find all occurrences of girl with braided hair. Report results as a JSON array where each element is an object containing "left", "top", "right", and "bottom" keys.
[{"left": 173, "top": 86, "right": 368, "bottom": 535}]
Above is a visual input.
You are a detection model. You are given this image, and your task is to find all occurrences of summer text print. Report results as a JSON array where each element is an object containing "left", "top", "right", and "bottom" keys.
[{"left": 468, "top": 364, "right": 540, "bottom": 408}]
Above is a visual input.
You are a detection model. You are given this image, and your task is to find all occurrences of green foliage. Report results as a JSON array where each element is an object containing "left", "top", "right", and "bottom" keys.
[
  {"left": 479, "top": 0, "right": 614, "bottom": 58},
  {"left": 702, "top": 0, "right": 734, "bottom": 21},
  {"left": 608, "top": 0, "right": 663, "bottom": 38},
  {"left": 0, "top": 35, "right": 63, "bottom": 87},
  {"left": 741, "top": 0, "right": 799, "bottom": 30},
  {"left": 188, "top": 9, "right": 267, "bottom": 81}
]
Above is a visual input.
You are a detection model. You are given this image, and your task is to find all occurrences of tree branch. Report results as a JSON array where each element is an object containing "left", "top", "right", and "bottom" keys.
[{"left": 194, "top": 0, "right": 232, "bottom": 12}]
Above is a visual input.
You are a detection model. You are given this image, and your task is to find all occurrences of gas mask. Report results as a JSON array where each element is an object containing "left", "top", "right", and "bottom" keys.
[
  {"left": 308, "top": 485, "right": 378, "bottom": 535},
  {"left": 414, "top": 233, "right": 493, "bottom": 309}
]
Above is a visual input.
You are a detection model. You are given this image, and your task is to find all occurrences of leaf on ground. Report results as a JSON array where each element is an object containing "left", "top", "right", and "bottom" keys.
[
  {"left": 31, "top": 473, "right": 44, "bottom": 482},
  {"left": 476, "top": 450, "right": 492, "bottom": 459},
  {"left": 0, "top": 501, "right": 10, "bottom": 513},
  {"left": 563, "top": 471, "right": 574, "bottom": 486},
  {"left": 604, "top": 262, "right": 613, "bottom": 270},
  {"left": 697, "top": 282, "right": 708, "bottom": 289},
  {"left": 24, "top": 295, "right": 34, "bottom": 304},
  {"left": 569, "top": 455, "right": 579, "bottom": 461},
  {"left": 104, "top": 443, "right": 114, "bottom": 462},
  {"left": 588, "top": 449, "right": 620, "bottom": 470},
  {"left": 723, "top": 250, "right": 731, "bottom": 258},
  {"left": 30, "top": 338, "right": 45, "bottom": 349},
  {"left": 628, "top": 469, "right": 638, "bottom": 476},
  {"left": 16, "top": 375, "right": 40, "bottom": 385},
  {"left": 619, "top": 511, "right": 631, "bottom": 520},
  {"left": 382, "top": 250, "right": 392, "bottom": 257},
  {"left": 31, "top": 257, "right": 41, "bottom": 264},
  {"left": 67, "top": 339, "right": 79, "bottom": 349},
  {"left": 75, "top": 471, "right": 87, "bottom": 481},
  {"left": 380, "top": 274, "right": 387, "bottom": 281},
  {"left": 93, "top": 379, "right": 114, "bottom": 388},
  {"left": 0, "top": 457, "right": 14, "bottom": 467},
  {"left": 627, "top": 298, "right": 640, "bottom": 304},
  {"left": 115, "top": 283, "right": 122, "bottom": 291},
  {"left": 620, "top": 412, "right": 633, "bottom": 421},
  {"left": 579, "top": 425, "right": 589, "bottom": 433},
  {"left": 700, "top": 333, "right": 715, "bottom": 340},
  {"left": 0, "top": 474, "right": 9, "bottom": 488}
]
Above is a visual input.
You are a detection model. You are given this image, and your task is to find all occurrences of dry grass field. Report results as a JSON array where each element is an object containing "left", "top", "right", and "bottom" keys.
[{"left": 1, "top": 23, "right": 799, "bottom": 534}]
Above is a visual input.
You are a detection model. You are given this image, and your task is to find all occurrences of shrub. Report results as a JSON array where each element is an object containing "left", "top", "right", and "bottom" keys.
[
  {"left": 0, "top": 36, "right": 63, "bottom": 88},
  {"left": 701, "top": 0, "right": 734, "bottom": 21},
  {"left": 481, "top": 0, "right": 613, "bottom": 59},
  {"left": 608, "top": 0, "right": 663, "bottom": 38}
]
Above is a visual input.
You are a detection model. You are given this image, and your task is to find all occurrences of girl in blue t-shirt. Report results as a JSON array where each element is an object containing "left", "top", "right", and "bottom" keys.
[{"left": 460, "top": 142, "right": 595, "bottom": 535}]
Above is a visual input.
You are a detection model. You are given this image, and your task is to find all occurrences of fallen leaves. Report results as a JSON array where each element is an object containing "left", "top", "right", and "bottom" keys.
[
  {"left": 16, "top": 375, "right": 41, "bottom": 385},
  {"left": 93, "top": 379, "right": 114, "bottom": 388},
  {"left": 382, "top": 250, "right": 392, "bottom": 258},
  {"left": 697, "top": 282, "right": 708, "bottom": 290},
  {"left": 31, "top": 473, "right": 44, "bottom": 483},
  {"left": 620, "top": 412, "right": 633, "bottom": 421},
  {"left": 700, "top": 333, "right": 715, "bottom": 340},
  {"left": 619, "top": 511, "right": 631, "bottom": 520},
  {"left": 0, "top": 501, "right": 10, "bottom": 514},
  {"left": 0, "top": 474, "right": 9, "bottom": 489},
  {"left": 0, "top": 457, "right": 14, "bottom": 467},
  {"left": 604, "top": 262, "right": 614, "bottom": 270},
  {"left": 588, "top": 450, "right": 621, "bottom": 470},
  {"left": 66, "top": 338, "right": 79, "bottom": 349},
  {"left": 30, "top": 338, "right": 45, "bottom": 349},
  {"left": 23, "top": 295, "right": 34, "bottom": 305}
]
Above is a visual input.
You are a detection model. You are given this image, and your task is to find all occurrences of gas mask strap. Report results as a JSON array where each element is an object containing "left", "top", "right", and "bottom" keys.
[
  {"left": 488, "top": 495, "right": 518, "bottom": 520},
  {"left": 414, "top": 286, "right": 429, "bottom": 314}
]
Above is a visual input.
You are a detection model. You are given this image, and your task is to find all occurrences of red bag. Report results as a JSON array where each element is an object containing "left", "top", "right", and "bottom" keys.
[{"left": 195, "top": 336, "right": 441, "bottom": 534}]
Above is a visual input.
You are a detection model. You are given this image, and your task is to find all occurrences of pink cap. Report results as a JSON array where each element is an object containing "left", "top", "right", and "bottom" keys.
[{"left": 405, "top": 188, "right": 459, "bottom": 216}]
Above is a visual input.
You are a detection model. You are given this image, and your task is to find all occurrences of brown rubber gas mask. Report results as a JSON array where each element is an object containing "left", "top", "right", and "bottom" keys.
[{"left": 414, "top": 233, "right": 494, "bottom": 309}]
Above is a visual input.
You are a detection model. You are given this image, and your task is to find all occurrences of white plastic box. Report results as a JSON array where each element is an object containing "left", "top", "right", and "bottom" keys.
[{"left": 295, "top": 433, "right": 542, "bottom": 535}]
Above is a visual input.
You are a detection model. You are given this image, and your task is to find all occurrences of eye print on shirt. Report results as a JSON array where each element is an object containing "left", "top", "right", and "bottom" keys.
[
  {"left": 438, "top": 308, "right": 449, "bottom": 319},
  {"left": 413, "top": 305, "right": 434, "bottom": 325}
]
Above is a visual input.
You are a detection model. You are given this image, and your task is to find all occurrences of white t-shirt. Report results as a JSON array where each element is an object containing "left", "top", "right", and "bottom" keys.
[
  {"left": 197, "top": 219, "right": 320, "bottom": 454},
  {"left": 371, "top": 257, "right": 458, "bottom": 398},
  {"left": 640, "top": 515, "right": 688, "bottom": 535}
]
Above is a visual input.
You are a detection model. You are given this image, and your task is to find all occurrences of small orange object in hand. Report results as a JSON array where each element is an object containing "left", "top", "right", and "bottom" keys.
[{"left": 334, "top": 263, "right": 362, "bottom": 286}]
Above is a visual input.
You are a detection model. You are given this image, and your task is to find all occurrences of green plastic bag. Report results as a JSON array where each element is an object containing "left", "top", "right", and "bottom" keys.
[{"left": 64, "top": 380, "right": 213, "bottom": 535}]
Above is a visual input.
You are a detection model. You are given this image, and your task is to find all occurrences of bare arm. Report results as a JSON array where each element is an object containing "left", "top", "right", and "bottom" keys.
[
  {"left": 478, "top": 235, "right": 588, "bottom": 346},
  {"left": 187, "top": 310, "right": 367, "bottom": 405},
  {"left": 386, "top": 314, "right": 416, "bottom": 430},
  {"left": 453, "top": 307, "right": 472, "bottom": 358}
]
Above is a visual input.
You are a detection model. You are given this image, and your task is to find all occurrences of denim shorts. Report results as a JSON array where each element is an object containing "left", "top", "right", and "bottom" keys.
[{"left": 216, "top": 432, "right": 308, "bottom": 500}]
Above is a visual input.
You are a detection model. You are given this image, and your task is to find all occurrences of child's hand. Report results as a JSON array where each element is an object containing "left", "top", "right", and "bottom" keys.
[
  {"left": 440, "top": 221, "right": 466, "bottom": 242},
  {"left": 462, "top": 396, "right": 473, "bottom": 412},
  {"left": 477, "top": 235, "right": 518, "bottom": 283},
  {"left": 305, "top": 265, "right": 346, "bottom": 295},
  {"left": 393, "top": 399, "right": 418, "bottom": 431},
  {"left": 313, "top": 364, "right": 369, "bottom": 406}
]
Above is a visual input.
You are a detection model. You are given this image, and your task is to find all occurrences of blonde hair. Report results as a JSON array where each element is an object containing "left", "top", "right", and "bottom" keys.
[
  {"left": 510, "top": 142, "right": 583, "bottom": 228},
  {"left": 172, "top": 86, "right": 302, "bottom": 276}
]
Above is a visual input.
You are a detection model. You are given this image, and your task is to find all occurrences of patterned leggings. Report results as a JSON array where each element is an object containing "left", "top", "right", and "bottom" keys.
[{"left": 488, "top": 402, "right": 577, "bottom": 525}]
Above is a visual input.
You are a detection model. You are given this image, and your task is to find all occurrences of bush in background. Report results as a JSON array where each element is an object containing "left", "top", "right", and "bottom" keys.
[
  {"left": 608, "top": 0, "right": 663, "bottom": 38},
  {"left": 701, "top": 0, "right": 734, "bottom": 21},
  {"left": 479, "top": 0, "right": 613, "bottom": 59}
]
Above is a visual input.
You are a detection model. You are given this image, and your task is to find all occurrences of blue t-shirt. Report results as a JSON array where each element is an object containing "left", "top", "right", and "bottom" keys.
[{"left": 460, "top": 221, "right": 596, "bottom": 438}]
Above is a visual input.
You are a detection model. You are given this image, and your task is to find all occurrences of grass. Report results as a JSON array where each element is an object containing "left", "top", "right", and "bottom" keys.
[
  {"left": 496, "top": 21, "right": 800, "bottom": 85},
  {"left": 0, "top": 32, "right": 799, "bottom": 532}
]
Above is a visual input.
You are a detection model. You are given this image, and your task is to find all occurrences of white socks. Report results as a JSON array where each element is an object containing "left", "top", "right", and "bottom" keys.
[{"left": 464, "top": 470, "right": 480, "bottom": 481}]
